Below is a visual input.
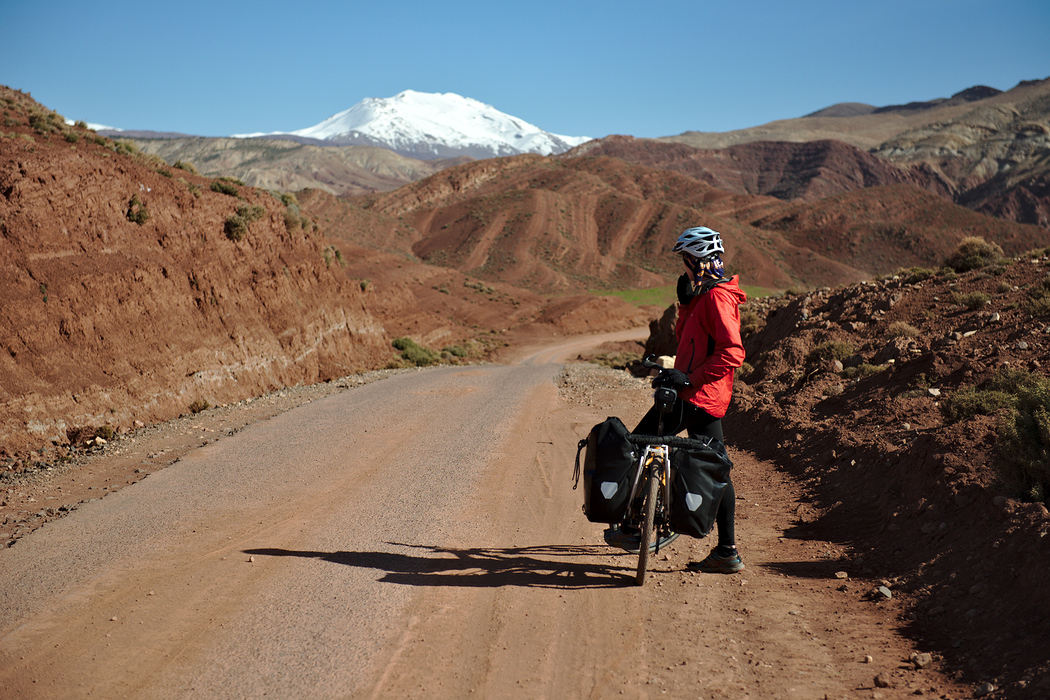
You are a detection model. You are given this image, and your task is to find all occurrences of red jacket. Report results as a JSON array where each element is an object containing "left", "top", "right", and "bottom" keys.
[{"left": 673, "top": 275, "right": 747, "bottom": 418}]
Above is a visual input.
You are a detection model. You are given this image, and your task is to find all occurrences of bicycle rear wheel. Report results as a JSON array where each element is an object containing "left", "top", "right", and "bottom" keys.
[{"left": 635, "top": 471, "right": 659, "bottom": 586}]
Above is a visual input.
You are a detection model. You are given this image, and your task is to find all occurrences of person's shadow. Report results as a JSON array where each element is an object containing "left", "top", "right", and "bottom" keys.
[{"left": 244, "top": 542, "right": 640, "bottom": 589}]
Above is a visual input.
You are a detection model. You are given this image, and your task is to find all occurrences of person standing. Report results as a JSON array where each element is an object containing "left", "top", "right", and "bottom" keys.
[{"left": 605, "top": 226, "right": 748, "bottom": 573}]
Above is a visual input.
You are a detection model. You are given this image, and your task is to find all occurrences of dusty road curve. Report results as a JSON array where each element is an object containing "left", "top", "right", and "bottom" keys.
[{"left": 0, "top": 329, "right": 966, "bottom": 698}]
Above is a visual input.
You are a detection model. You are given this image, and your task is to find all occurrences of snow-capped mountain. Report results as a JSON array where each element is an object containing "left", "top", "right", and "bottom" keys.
[{"left": 236, "top": 90, "right": 592, "bottom": 160}]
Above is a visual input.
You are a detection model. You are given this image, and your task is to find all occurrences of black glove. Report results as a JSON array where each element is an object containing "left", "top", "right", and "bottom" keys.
[
  {"left": 677, "top": 273, "right": 697, "bottom": 306},
  {"left": 654, "top": 368, "right": 691, "bottom": 389}
]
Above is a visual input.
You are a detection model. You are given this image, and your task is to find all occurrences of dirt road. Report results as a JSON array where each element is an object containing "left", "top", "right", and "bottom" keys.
[{"left": 0, "top": 332, "right": 969, "bottom": 698}]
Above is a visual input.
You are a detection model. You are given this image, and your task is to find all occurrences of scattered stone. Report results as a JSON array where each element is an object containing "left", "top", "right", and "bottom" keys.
[
  {"left": 864, "top": 655, "right": 874, "bottom": 664},
  {"left": 910, "top": 652, "right": 932, "bottom": 669},
  {"left": 927, "top": 387, "right": 941, "bottom": 397},
  {"left": 877, "top": 585, "right": 893, "bottom": 599},
  {"left": 834, "top": 571, "right": 849, "bottom": 580},
  {"left": 974, "top": 681, "right": 996, "bottom": 697},
  {"left": 875, "top": 672, "right": 893, "bottom": 688}
]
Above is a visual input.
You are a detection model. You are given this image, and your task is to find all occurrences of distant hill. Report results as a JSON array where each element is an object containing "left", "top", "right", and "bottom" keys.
[
  {"left": 126, "top": 137, "right": 465, "bottom": 196},
  {"left": 647, "top": 78, "right": 1050, "bottom": 229},
  {"left": 308, "top": 152, "right": 1047, "bottom": 294}
]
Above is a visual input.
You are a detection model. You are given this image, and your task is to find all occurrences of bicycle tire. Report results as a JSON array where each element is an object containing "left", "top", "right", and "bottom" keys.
[{"left": 635, "top": 471, "right": 659, "bottom": 586}]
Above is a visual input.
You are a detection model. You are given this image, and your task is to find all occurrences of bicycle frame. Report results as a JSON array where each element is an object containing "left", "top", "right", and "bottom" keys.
[{"left": 627, "top": 444, "right": 672, "bottom": 521}]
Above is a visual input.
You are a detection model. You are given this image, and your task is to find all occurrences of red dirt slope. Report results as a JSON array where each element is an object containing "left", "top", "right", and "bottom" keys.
[{"left": 639, "top": 254, "right": 1050, "bottom": 696}]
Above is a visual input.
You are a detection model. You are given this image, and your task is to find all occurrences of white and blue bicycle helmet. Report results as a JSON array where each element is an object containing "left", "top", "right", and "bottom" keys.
[{"left": 671, "top": 226, "right": 724, "bottom": 261}]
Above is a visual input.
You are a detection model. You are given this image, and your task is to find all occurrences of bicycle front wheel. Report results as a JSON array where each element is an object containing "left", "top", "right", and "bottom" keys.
[{"left": 634, "top": 471, "right": 659, "bottom": 586}]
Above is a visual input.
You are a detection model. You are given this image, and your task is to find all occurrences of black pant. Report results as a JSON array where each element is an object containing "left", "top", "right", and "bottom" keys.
[{"left": 633, "top": 401, "right": 736, "bottom": 549}]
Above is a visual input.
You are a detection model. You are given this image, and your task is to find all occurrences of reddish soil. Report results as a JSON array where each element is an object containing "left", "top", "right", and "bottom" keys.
[
  {"left": 2, "top": 85, "right": 1049, "bottom": 697},
  {"left": 637, "top": 256, "right": 1050, "bottom": 696}
]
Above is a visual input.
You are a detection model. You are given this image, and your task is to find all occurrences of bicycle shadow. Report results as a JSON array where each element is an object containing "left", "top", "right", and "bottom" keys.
[{"left": 243, "top": 542, "right": 636, "bottom": 589}]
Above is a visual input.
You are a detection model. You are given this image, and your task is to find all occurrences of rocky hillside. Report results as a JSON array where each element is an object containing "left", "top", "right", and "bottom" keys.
[
  {"left": 634, "top": 246, "right": 1050, "bottom": 696},
  {"left": 655, "top": 78, "right": 1050, "bottom": 229},
  {"left": 570, "top": 135, "right": 954, "bottom": 203},
  {"left": 0, "top": 88, "right": 392, "bottom": 456},
  {"left": 326, "top": 151, "right": 1046, "bottom": 294},
  {"left": 0, "top": 87, "right": 651, "bottom": 460}
]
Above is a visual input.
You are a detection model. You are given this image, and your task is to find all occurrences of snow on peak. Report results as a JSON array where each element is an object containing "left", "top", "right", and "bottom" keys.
[{"left": 238, "top": 90, "right": 591, "bottom": 160}]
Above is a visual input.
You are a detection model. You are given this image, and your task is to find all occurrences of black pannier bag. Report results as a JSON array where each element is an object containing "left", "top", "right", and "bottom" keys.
[
  {"left": 573, "top": 417, "right": 638, "bottom": 524},
  {"left": 669, "top": 437, "right": 733, "bottom": 538}
]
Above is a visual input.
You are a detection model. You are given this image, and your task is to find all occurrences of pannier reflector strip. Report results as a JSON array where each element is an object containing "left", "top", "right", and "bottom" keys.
[
  {"left": 685, "top": 493, "right": 704, "bottom": 511},
  {"left": 600, "top": 482, "right": 619, "bottom": 499}
]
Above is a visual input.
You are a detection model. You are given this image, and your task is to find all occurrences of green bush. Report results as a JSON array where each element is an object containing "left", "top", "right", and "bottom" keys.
[
  {"left": 224, "top": 214, "right": 248, "bottom": 241},
  {"left": 126, "top": 194, "right": 149, "bottom": 225},
  {"left": 1025, "top": 274, "right": 1050, "bottom": 317},
  {"left": 952, "top": 291, "right": 991, "bottom": 310},
  {"left": 188, "top": 399, "right": 210, "bottom": 414},
  {"left": 940, "top": 386, "right": 1015, "bottom": 423},
  {"left": 806, "top": 340, "right": 854, "bottom": 370},
  {"left": 997, "top": 374, "right": 1050, "bottom": 502},
  {"left": 896, "top": 266, "right": 938, "bottom": 284},
  {"left": 173, "top": 160, "right": 198, "bottom": 174},
  {"left": 941, "top": 367, "right": 1050, "bottom": 500},
  {"left": 392, "top": 337, "right": 438, "bottom": 366},
  {"left": 842, "top": 363, "right": 887, "bottom": 380},
  {"left": 236, "top": 203, "right": 265, "bottom": 223},
  {"left": 211, "top": 180, "right": 240, "bottom": 196},
  {"left": 283, "top": 204, "right": 301, "bottom": 231},
  {"left": 944, "top": 236, "right": 1003, "bottom": 272}
]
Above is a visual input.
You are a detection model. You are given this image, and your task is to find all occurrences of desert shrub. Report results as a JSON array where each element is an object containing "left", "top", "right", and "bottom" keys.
[
  {"left": 736, "top": 362, "right": 754, "bottom": 379},
  {"left": 280, "top": 192, "right": 298, "bottom": 207},
  {"left": 95, "top": 425, "right": 116, "bottom": 440},
  {"left": 322, "top": 245, "right": 344, "bottom": 267},
  {"left": 842, "top": 363, "right": 888, "bottom": 380},
  {"left": 940, "top": 367, "right": 1043, "bottom": 424},
  {"left": 944, "top": 236, "right": 1003, "bottom": 272},
  {"left": 739, "top": 309, "right": 761, "bottom": 337},
  {"left": 283, "top": 203, "right": 301, "bottom": 231},
  {"left": 63, "top": 130, "right": 80, "bottom": 143},
  {"left": 113, "top": 139, "right": 139, "bottom": 156},
  {"left": 1025, "top": 274, "right": 1050, "bottom": 316},
  {"left": 126, "top": 194, "right": 149, "bottom": 225},
  {"left": 886, "top": 321, "right": 921, "bottom": 338},
  {"left": 211, "top": 180, "right": 240, "bottom": 196},
  {"left": 28, "top": 112, "right": 56, "bottom": 133},
  {"left": 224, "top": 215, "right": 248, "bottom": 241},
  {"left": 392, "top": 337, "right": 437, "bottom": 366},
  {"left": 896, "top": 266, "right": 938, "bottom": 284},
  {"left": 996, "top": 373, "right": 1050, "bottom": 502},
  {"left": 806, "top": 340, "right": 854, "bottom": 370},
  {"left": 236, "top": 203, "right": 265, "bottom": 223},
  {"left": 173, "top": 160, "right": 198, "bottom": 174},
  {"left": 188, "top": 399, "right": 210, "bottom": 414},
  {"left": 359, "top": 279, "right": 372, "bottom": 292},
  {"left": 940, "top": 386, "right": 1015, "bottom": 423},
  {"left": 444, "top": 345, "right": 470, "bottom": 358},
  {"left": 951, "top": 291, "right": 991, "bottom": 310}
]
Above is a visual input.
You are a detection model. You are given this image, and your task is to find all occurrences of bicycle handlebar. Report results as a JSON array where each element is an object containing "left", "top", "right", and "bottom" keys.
[{"left": 625, "top": 433, "right": 718, "bottom": 450}]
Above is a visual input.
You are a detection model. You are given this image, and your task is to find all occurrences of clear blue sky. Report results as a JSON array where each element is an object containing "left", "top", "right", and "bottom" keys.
[{"left": 2, "top": 0, "right": 1047, "bottom": 139}]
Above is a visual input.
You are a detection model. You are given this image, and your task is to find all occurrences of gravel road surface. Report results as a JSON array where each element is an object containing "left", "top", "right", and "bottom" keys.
[{"left": 0, "top": 330, "right": 969, "bottom": 698}]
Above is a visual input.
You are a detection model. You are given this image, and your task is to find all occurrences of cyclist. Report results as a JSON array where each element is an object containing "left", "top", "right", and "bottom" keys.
[{"left": 605, "top": 226, "right": 748, "bottom": 574}]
